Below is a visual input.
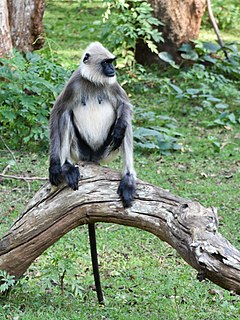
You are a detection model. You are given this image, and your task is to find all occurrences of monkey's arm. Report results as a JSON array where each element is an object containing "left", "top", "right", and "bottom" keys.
[
  {"left": 49, "top": 75, "right": 80, "bottom": 189},
  {"left": 111, "top": 86, "right": 133, "bottom": 151},
  {"left": 117, "top": 119, "right": 136, "bottom": 207},
  {"left": 111, "top": 105, "right": 129, "bottom": 150},
  {"left": 49, "top": 107, "right": 63, "bottom": 186},
  {"left": 113, "top": 87, "right": 136, "bottom": 207}
]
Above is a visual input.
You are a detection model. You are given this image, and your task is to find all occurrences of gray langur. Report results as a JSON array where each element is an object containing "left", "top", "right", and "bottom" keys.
[{"left": 49, "top": 42, "right": 136, "bottom": 207}]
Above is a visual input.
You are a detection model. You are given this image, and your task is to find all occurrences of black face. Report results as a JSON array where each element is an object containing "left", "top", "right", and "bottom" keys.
[{"left": 101, "top": 58, "right": 116, "bottom": 77}]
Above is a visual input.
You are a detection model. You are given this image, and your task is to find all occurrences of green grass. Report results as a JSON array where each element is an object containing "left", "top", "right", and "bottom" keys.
[
  {"left": 42, "top": 0, "right": 105, "bottom": 66},
  {"left": 0, "top": 1, "right": 240, "bottom": 319}
]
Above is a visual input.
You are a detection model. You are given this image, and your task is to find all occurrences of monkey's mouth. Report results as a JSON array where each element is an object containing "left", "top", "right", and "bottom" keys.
[{"left": 107, "top": 73, "right": 115, "bottom": 77}]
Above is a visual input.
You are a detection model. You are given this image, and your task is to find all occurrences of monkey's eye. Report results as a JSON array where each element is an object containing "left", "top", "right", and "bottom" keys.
[{"left": 83, "top": 53, "right": 90, "bottom": 63}]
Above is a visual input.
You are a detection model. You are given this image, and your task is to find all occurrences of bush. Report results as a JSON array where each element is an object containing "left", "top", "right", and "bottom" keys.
[
  {"left": 0, "top": 51, "right": 70, "bottom": 148},
  {"left": 102, "top": 0, "right": 163, "bottom": 68}
]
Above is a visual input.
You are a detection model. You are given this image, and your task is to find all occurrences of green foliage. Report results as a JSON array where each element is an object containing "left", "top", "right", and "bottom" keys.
[
  {"left": 134, "top": 111, "right": 182, "bottom": 154},
  {"left": 179, "top": 41, "right": 240, "bottom": 80},
  {"left": 102, "top": 0, "right": 163, "bottom": 68},
  {"left": 159, "top": 41, "right": 240, "bottom": 132},
  {"left": 160, "top": 40, "right": 240, "bottom": 77},
  {"left": 0, "top": 50, "right": 70, "bottom": 148},
  {"left": 37, "top": 239, "right": 85, "bottom": 297},
  {"left": 207, "top": 135, "right": 221, "bottom": 152},
  {"left": 159, "top": 52, "right": 180, "bottom": 69},
  {"left": 203, "top": 0, "right": 240, "bottom": 30},
  {"left": 0, "top": 270, "right": 15, "bottom": 293}
]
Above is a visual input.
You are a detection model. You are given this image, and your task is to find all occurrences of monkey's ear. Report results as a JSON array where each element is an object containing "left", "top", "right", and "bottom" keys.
[{"left": 83, "top": 53, "right": 90, "bottom": 63}]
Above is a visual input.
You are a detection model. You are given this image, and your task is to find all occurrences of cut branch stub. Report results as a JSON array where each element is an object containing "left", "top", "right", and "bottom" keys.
[{"left": 0, "top": 162, "right": 240, "bottom": 294}]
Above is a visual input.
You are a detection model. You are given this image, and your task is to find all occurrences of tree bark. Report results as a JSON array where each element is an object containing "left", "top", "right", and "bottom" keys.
[
  {"left": 0, "top": 162, "right": 240, "bottom": 294},
  {"left": 135, "top": 0, "right": 206, "bottom": 64},
  {"left": 0, "top": 0, "right": 45, "bottom": 57},
  {"left": 0, "top": 0, "right": 13, "bottom": 57}
]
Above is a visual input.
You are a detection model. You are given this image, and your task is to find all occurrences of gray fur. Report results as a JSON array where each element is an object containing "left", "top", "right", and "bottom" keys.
[{"left": 49, "top": 42, "right": 136, "bottom": 206}]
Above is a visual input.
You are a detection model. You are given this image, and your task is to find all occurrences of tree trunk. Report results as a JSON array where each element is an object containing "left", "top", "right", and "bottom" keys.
[
  {"left": 0, "top": 162, "right": 240, "bottom": 294},
  {"left": 0, "top": 0, "right": 45, "bottom": 57},
  {"left": 0, "top": 0, "right": 13, "bottom": 56},
  {"left": 135, "top": 0, "right": 206, "bottom": 64}
]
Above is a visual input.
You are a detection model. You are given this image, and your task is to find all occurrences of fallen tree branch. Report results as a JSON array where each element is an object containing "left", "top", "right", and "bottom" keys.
[
  {"left": 0, "top": 174, "right": 48, "bottom": 181},
  {"left": 0, "top": 162, "right": 240, "bottom": 294}
]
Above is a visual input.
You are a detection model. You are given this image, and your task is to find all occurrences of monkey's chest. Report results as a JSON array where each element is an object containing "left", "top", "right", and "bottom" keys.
[{"left": 73, "top": 100, "right": 115, "bottom": 150}]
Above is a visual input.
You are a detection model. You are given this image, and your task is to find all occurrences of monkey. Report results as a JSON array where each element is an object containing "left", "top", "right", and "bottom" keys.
[{"left": 49, "top": 42, "right": 136, "bottom": 208}]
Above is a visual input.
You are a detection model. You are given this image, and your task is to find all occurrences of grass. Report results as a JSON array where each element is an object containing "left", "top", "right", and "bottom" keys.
[
  {"left": 42, "top": 0, "right": 105, "bottom": 66},
  {"left": 0, "top": 1, "right": 240, "bottom": 319}
]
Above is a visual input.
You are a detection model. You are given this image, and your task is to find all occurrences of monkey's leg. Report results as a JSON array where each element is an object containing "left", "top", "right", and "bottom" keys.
[{"left": 88, "top": 223, "right": 104, "bottom": 304}]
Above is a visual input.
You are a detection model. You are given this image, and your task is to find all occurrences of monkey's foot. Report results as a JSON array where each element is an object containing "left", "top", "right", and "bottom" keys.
[
  {"left": 62, "top": 162, "right": 80, "bottom": 191},
  {"left": 49, "top": 163, "right": 62, "bottom": 186},
  {"left": 117, "top": 172, "right": 136, "bottom": 208}
]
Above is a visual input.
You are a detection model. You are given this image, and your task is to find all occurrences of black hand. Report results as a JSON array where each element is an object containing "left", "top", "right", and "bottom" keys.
[{"left": 117, "top": 172, "right": 136, "bottom": 208}]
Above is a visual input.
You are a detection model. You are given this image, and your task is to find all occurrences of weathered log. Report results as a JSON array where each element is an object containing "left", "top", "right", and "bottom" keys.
[{"left": 0, "top": 162, "right": 240, "bottom": 294}]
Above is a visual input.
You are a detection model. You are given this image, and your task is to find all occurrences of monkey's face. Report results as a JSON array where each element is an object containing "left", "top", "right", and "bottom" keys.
[
  {"left": 101, "top": 58, "right": 116, "bottom": 77},
  {"left": 80, "top": 42, "right": 117, "bottom": 85}
]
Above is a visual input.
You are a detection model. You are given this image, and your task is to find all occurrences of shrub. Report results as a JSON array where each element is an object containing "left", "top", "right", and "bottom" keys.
[
  {"left": 102, "top": 0, "right": 163, "bottom": 68},
  {"left": 0, "top": 51, "right": 70, "bottom": 148}
]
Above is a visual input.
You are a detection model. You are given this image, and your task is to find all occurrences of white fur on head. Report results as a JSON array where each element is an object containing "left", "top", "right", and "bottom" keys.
[{"left": 79, "top": 42, "right": 117, "bottom": 85}]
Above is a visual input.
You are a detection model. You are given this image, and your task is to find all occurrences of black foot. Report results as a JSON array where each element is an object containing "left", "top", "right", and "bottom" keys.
[
  {"left": 62, "top": 162, "right": 80, "bottom": 190},
  {"left": 49, "top": 163, "right": 62, "bottom": 186},
  {"left": 117, "top": 172, "right": 136, "bottom": 208}
]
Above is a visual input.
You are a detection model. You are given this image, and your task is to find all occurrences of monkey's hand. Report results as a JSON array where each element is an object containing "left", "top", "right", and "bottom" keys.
[
  {"left": 62, "top": 161, "right": 80, "bottom": 191},
  {"left": 49, "top": 162, "right": 62, "bottom": 186},
  {"left": 112, "top": 118, "right": 127, "bottom": 150},
  {"left": 117, "top": 172, "right": 136, "bottom": 208}
]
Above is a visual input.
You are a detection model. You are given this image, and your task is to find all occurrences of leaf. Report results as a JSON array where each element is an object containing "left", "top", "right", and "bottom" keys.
[
  {"left": 208, "top": 136, "right": 221, "bottom": 152},
  {"left": 159, "top": 51, "right": 174, "bottom": 63},
  {"left": 181, "top": 51, "right": 199, "bottom": 61},
  {"left": 135, "top": 141, "right": 159, "bottom": 150},
  {"left": 0, "top": 283, "right": 8, "bottom": 292},
  {"left": 202, "top": 54, "right": 217, "bottom": 64},
  {"left": 178, "top": 43, "right": 193, "bottom": 53},
  {"left": 172, "top": 143, "right": 182, "bottom": 150},
  {"left": 215, "top": 103, "right": 229, "bottom": 109},
  {"left": 157, "top": 141, "right": 172, "bottom": 150},
  {"left": 206, "top": 96, "right": 222, "bottom": 102},
  {"left": 168, "top": 83, "right": 183, "bottom": 95},
  {"left": 219, "top": 111, "right": 229, "bottom": 119},
  {"left": 1, "top": 109, "right": 16, "bottom": 121},
  {"left": 158, "top": 52, "right": 180, "bottom": 69},
  {"left": 228, "top": 113, "right": 236, "bottom": 124},
  {"left": 134, "top": 127, "right": 162, "bottom": 139},
  {"left": 186, "top": 88, "right": 200, "bottom": 95},
  {"left": 213, "top": 119, "right": 225, "bottom": 125},
  {"left": 203, "top": 42, "right": 221, "bottom": 52}
]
